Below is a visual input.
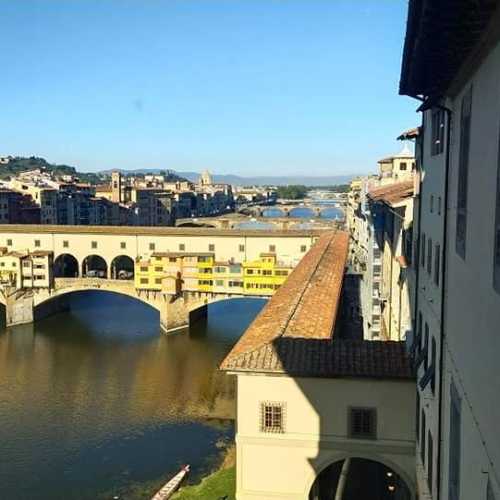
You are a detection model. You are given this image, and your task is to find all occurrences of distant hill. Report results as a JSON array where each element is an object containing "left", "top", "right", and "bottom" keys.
[{"left": 101, "top": 168, "right": 358, "bottom": 186}]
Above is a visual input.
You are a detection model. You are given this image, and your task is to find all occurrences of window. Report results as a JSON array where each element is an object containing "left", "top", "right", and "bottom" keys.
[
  {"left": 6, "top": 239, "right": 11, "bottom": 246},
  {"left": 449, "top": 382, "right": 461, "bottom": 500},
  {"left": 427, "top": 238, "right": 433, "bottom": 275},
  {"left": 91, "top": 241, "right": 97, "bottom": 249},
  {"left": 34, "top": 240, "right": 40, "bottom": 247},
  {"left": 456, "top": 86, "right": 472, "bottom": 259},
  {"left": 416, "top": 392, "right": 420, "bottom": 441},
  {"left": 239, "top": 244, "right": 244, "bottom": 252},
  {"left": 179, "top": 243, "right": 185, "bottom": 251},
  {"left": 300, "top": 245, "right": 307, "bottom": 252},
  {"left": 438, "top": 196, "right": 442, "bottom": 215},
  {"left": 154, "top": 266, "right": 162, "bottom": 272},
  {"left": 140, "top": 278, "right": 148, "bottom": 284},
  {"left": 348, "top": 408, "right": 377, "bottom": 439},
  {"left": 23, "top": 260, "right": 30, "bottom": 268},
  {"left": 246, "top": 269, "right": 254, "bottom": 275},
  {"left": 208, "top": 243, "right": 215, "bottom": 252},
  {"left": 149, "top": 243, "right": 155, "bottom": 251},
  {"left": 269, "top": 245, "right": 276, "bottom": 252},
  {"left": 424, "top": 323, "right": 429, "bottom": 370},
  {"left": 428, "top": 431, "right": 434, "bottom": 491},
  {"left": 215, "top": 280, "right": 224, "bottom": 286},
  {"left": 400, "top": 162, "right": 407, "bottom": 171},
  {"left": 63, "top": 240, "right": 69, "bottom": 248},
  {"left": 494, "top": 122, "right": 500, "bottom": 292},
  {"left": 140, "top": 266, "right": 148, "bottom": 272},
  {"left": 421, "top": 410, "right": 426, "bottom": 464},
  {"left": 262, "top": 270, "right": 272, "bottom": 276},
  {"left": 421, "top": 233, "right": 426, "bottom": 268},
  {"left": 155, "top": 278, "right": 162, "bottom": 284},
  {"left": 434, "top": 243, "right": 440, "bottom": 286},
  {"left": 260, "top": 402, "right": 285, "bottom": 433},
  {"left": 430, "top": 195, "right": 434, "bottom": 213},
  {"left": 431, "top": 337, "right": 436, "bottom": 393},
  {"left": 431, "top": 108, "right": 445, "bottom": 156},
  {"left": 120, "top": 242, "right": 126, "bottom": 249}
]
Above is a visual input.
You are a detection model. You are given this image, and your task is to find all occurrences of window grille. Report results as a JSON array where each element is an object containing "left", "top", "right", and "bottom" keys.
[
  {"left": 348, "top": 407, "right": 377, "bottom": 439},
  {"left": 260, "top": 402, "right": 285, "bottom": 433}
]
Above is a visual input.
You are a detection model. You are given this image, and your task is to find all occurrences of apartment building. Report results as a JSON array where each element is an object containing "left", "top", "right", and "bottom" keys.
[
  {"left": 242, "top": 253, "right": 292, "bottom": 295},
  {"left": 400, "top": 2, "right": 500, "bottom": 499},
  {"left": 0, "top": 249, "right": 53, "bottom": 289}
]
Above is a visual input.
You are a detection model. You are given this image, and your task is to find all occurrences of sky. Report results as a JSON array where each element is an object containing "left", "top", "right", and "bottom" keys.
[{"left": 1, "top": 0, "right": 417, "bottom": 176}]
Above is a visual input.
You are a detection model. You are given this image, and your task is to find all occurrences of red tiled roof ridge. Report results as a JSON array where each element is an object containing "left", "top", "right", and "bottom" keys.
[{"left": 220, "top": 231, "right": 349, "bottom": 370}]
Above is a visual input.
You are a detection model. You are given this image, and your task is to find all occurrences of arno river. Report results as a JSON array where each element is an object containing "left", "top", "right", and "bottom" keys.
[{"left": 0, "top": 292, "right": 266, "bottom": 500}]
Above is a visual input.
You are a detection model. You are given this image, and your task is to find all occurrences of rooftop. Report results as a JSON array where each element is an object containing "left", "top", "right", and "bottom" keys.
[{"left": 367, "top": 180, "right": 414, "bottom": 207}]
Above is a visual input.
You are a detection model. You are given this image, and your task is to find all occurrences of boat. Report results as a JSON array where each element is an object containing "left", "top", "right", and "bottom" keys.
[{"left": 151, "top": 465, "right": 190, "bottom": 500}]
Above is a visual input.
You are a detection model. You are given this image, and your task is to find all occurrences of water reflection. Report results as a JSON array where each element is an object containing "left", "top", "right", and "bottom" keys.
[{"left": 0, "top": 292, "right": 266, "bottom": 500}]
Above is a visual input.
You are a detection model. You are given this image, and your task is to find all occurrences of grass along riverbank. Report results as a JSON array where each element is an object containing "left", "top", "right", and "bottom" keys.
[{"left": 171, "top": 445, "right": 235, "bottom": 499}]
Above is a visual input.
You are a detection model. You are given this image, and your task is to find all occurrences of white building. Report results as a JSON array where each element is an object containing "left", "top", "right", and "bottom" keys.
[{"left": 400, "top": 2, "right": 500, "bottom": 499}]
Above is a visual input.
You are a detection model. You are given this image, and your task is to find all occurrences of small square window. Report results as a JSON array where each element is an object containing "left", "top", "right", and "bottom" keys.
[
  {"left": 149, "top": 243, "right": 155, "bottom": 251},
  {"left": 120, "top": 242, "right": 126, "bottom": 249},
  {"left": 179, "top": 243, "right": 185, "bottom": 251},
  {"left": 6, "top": 239, "right": 12, "bottom": 247},
  {"left": 269, "top": 245, "right": 276, "bottom": 252},
  {"left": 260, "top": 402, "right": 285, "bottom": 433},
  {"left": 239, "top": 244, "right": 245, "bottom": 252},
  {"left": 348, "top": 407, "right": 377, "bottom": 439},
  {"left": 63, "top": 240, "right": 69, "bottom": 248},
  {"left": 91, "top": 241, "right": 98, "bottom": 249},
  {"left": 34, "top": 240, "right": 40, "bottom": 247},
  {"left": 209, "top": 244, "right": 215, "bottom": 252},
  {"left": 300, "top": 245, "right": 307, "bottom": 252}
]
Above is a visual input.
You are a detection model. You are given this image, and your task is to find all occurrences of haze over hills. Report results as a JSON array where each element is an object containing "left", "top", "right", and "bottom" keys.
[{"left": 100, "top": 169, "right": 358, "bottom": 186}]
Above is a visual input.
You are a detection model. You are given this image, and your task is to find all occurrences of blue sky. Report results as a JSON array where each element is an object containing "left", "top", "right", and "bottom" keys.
[{"left": 1, "top": 1, "right": 417, "bottom": 176}]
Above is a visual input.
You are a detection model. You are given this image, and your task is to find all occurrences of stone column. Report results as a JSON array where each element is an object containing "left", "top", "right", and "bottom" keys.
[{"left": 160, "top": 296, "right": 190, "bottom": 334}]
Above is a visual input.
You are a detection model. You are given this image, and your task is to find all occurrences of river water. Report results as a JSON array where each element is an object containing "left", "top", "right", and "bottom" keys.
[{"left": 0, "top": 292, "right": 266, "bottom": 500}]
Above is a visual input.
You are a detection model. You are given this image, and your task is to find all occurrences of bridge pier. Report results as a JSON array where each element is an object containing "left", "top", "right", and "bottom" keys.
[{"left": 159, "top": 295, "right": 209, "bottom": 335}]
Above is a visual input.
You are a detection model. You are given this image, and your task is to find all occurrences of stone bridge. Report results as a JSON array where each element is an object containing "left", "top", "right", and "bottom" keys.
[
  {"left": 0, "top": 277, "right": 269, "bottom": 333},
  {"left": 176, "top": 216, "right": 340, "bottom": 230},
  {"left": 238, "top": 203, "right": 345, "bottom": 218}
]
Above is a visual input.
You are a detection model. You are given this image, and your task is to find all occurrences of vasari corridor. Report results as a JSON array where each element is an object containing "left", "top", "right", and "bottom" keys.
[{"left": 2, "top": 1, "right": 500, "bottom": 500}]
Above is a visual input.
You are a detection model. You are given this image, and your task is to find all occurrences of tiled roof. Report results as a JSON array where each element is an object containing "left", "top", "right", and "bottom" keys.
[
  {"left": 222, "top": 338, "right": 412, "bottom": 379},
  {"left": 220, "top": 232, "right": 348, "bottom": 369},
  {"left": 367, "top": 180, "right": 414, "bottom": 206}
]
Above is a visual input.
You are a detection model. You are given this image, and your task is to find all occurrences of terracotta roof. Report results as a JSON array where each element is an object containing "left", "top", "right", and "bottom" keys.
[
  {"left": 220, "top": 232, "right": 349, "bottom": 371},
  {"left": 222, "top": 338, "right": 412, "bottom": 379},
  {"left": 367, "top": 180, "right": 414, "bottom": 206},
  {"left": 397, "top": 127, "right": 421, "bottom": 140}
]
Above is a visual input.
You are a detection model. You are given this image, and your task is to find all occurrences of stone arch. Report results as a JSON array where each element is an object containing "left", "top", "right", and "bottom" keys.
[
  {"left": 82, "top": 255, "right": 108, "bottom": 278},
  {"left": 289, "top": 207, "right": 314, "bottom": 218},
  {"left": 306, "top": 453, "right": 415, "bottom": 500},
  {"left": 262, "top": 208, "right": 285, "bottom": 217},
  {"left": 54, "top": 253, "right": 79, "bottom": 278},
  {"left": 110, "top": 255, "right": 135, "bottom": 280}
]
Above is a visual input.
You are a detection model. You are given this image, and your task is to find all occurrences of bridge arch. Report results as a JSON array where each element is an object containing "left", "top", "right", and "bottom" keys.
[
  {"left": 307, "top": 454, "right": 414, "bottom": 500},
  {"left": 82, "top": 255, "right": 108, "bottom": 278},
  {"left": 289, "top": 207, "right": 314, "bottom": 218},
  {"left": 110, "top": 255, "right": 135, "bottom": 280},
  {"left": 54, "top": 253, "right": 79, "bottom": 278}
]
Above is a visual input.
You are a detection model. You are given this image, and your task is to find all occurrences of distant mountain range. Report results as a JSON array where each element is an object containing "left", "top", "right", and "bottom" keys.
[{"left": 100, "top": 168, "right": 357, "bottom": 186}]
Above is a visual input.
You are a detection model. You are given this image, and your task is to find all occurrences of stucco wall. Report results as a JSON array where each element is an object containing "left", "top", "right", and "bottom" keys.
[{"left": 235, "top": 373, "right": 416, "bottom": 499}]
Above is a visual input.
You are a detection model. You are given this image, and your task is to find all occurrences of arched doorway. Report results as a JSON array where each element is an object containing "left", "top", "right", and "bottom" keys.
[
  {"left": 82, "top": 255, "right": 108, "bottom": 278},
  {"left": 110, "top": 255, "right": 134, "bottom": 280},
  {"left": 310, "top": 458, "right": 412, "bottom": 500},
  {"left": 54, "top": 254, "right": 79, "bottom": 278}
]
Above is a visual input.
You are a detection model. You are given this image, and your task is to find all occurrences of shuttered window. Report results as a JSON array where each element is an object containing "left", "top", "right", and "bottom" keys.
[
  {"left": 434, "top": 243, "right": 441, "bottom": 286},
  {"left": 449, "top": 382, "right": 461, "bottom": 500},
  {"left": 456, "top": 86, "right": 472, "bottom": 259},
  {"left": 348, "top": 407, "right": 377, "bottom": 439},
  {"left": 494, "top": 121, "right": 500, "bottom": 293}
]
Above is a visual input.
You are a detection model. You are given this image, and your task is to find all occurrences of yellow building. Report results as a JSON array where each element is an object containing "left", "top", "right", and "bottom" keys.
[
  {"left": 0, "top": 249, "right": 54, "bottom": 289},
  {"left": 134, "top": 252, "right": 182, "bottom": 294},
  {"left": 242, "top": 253, "right": 292, "bottom": 295},
  {"left": 213, "top": 261, "right": 244, "bottom": 294},
  {"left": 197, "top": 254, "right": 215, "bottom": 292}
]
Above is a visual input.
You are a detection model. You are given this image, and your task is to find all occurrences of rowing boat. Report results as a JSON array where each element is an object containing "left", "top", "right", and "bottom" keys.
[{"left": 151, "top": 465, "right": 190, "bottom": 500}]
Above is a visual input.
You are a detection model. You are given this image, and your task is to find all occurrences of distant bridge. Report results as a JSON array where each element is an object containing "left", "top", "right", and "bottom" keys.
[{"left": 238, "top": 203, "right": 345, "bottom": 219}]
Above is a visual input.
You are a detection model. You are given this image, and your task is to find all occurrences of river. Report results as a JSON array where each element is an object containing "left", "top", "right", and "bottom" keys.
[{"left": 0, "top": 292, "right": 266, "bottom": 500}]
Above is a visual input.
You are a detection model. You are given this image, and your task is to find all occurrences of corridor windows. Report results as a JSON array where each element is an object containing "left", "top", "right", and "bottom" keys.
[
  {"left": 434, "top": 244, "right": 441, "bottom": 286},
  {"left": 456, "top": 86, "right": 472, "bottom": 259},
  {"left": 260, "top": 402, "right": 285, "bottom": 433},
  {"left": 179, "top": 243, "right": 185, "bottom": 251},
  {"left": 269, "top": 244, "right": 276, "bottom": 252},
  {"left": 63, "top": 240, "right": 69, "bottom": 248},
  {"left": 300, "top": 245, "right": 307, "bottom": 252},
  {"left": 431, "top": 108, "right": 445, "bottom": 156},
  {"left": 120, "top": 242, "right": 126, "bottom": 249},
  {"left": 34, "top": 240, "right": 40, "bottom": 247},
  {"left": 421, "top": 233, "right": 426, "bottom": 268},
  {"left": 239, "top": 244, "right": 244, "bottom": 253},
  {"left": 208, "top": 244, "right": 215, "bottom": 252},
  {"left": 427, "top": 238, "right": 433, "bottom": 275},
  {"left": 348, "top": 407, "right": 377, "bottom": 439},
  {"left": 91, "top": 241, "right": 98, "bottom": 249},
  {"left": 149, "top": 243, "right": 155, "bottom": 251}
]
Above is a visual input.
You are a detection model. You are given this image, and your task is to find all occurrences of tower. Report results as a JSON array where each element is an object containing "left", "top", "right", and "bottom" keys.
[{"left": 111, "top": 171, "right": 122, "bottom": 203}]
